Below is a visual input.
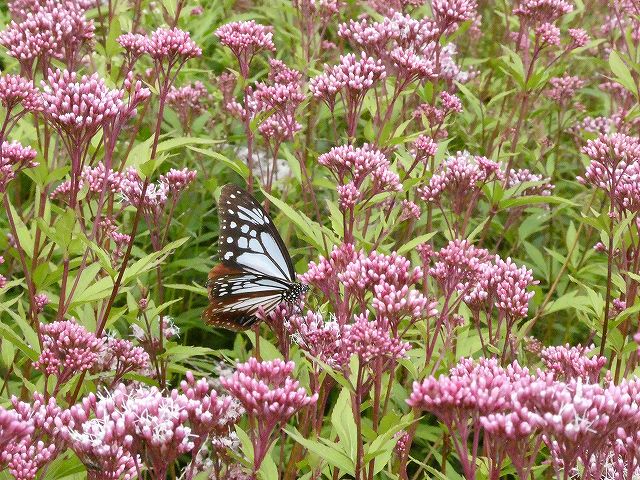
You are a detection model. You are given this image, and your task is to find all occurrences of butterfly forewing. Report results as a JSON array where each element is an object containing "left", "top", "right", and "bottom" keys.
[
  {"left": 202, "top": 185, "right": 304, "bottom": 330},
  {"left": 217, "top": 184, "right": 295, "bottom": 282}
]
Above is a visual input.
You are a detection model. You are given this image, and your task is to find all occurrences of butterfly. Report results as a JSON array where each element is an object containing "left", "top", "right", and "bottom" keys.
[{"left": 202, "top": 184, "right": 309, "bottom": 330}]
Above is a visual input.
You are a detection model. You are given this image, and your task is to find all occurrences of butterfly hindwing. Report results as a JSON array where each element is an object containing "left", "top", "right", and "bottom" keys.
[
  {"left": 203, "top": 240, "right": 292, "bottom": 330},
  {"left": 217, "top": 184, "right": 295, "bottom": 282}
]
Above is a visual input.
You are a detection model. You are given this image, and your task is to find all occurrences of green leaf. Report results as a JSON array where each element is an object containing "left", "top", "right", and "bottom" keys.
[
  {"left": 262, "top": 190, "right": 336, "bottom": 252},
  {"left": 609, "top": 51, "right": 637, "bottom": 97},
  {"left": 161, "top": 346, "right": 217, "bottom": 362},
  {"left": 6, "top": 199, "right": 34, "bottom": 258},
  {"left": 498, "top": 195, "right": 576, "bottom": 210},
  {"left": 164, "top": 283, "right": 208, "bottom": 296},
  {"left": 285, "top": 428, "right": 355, "bottom": 474},
  {"left": 245, "top": 332, "right": 283, "bottom": 361},
  {"left": 188, "top": 146, "right": 250, "bottom": 179},
  {"left": 332, "top": 388, "right": 358, "bottom": 459},
  {"left": 397, "top": 232, "right": 437, "bottom": 254},
  {"left": 0, "top": 319, "right": 38, "bottom": 361},
  {"left": 258, "top": 449, "right": 279, "bottom": 480},
  {"left": 236, "top": 425, "right": 254, "bottom": 462}
]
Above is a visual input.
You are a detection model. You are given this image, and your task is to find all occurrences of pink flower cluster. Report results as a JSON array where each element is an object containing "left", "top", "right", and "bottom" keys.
[
  {"left": 92, "top": 335, "right": 150, "bottom": 384},
  {"left": 507, "top": 168, "right": 554, "bottom": 196},
  {"left": 0, "top": 74, "right": 42, "bottom": 113},
  {"left": 167, "top": 81, "right": 210, "bottom": 127},
  {"left": 215, "top": 21, "right": 275, "bottom": 77},
  {"left": 288, "top": 309, "right": 413, "bottom": 371},
  {"left": 540, "top": 343, "right": 606, "bottom": 383},
  {"left": 338, "top": 13, "right": 439, "bottom": 80},
  {"left": 118, "top": 27, "right": 201, "bottom": 68},
  {"left": 408, "top": 358, "right": 530, "bottom": 478},
  {"left": 61, "top": 375, "right": 238, "bottom": 479},
  {"left": 0, "top": 0, "right": 94, "bottom": 71},
  {"left": 579, "top": 133, "right": 640, "bottom": 213},
  {"left": 547, "top": 75, "right": 585, "bottom": 105},
  {"left": 221, "top": 358, "right": 316, "bottom": 422},
  {"left": 50, "top": 163, "right": 135, "bottom": 201},
  {"left": 318, "top": 144, "right": 401, "bottom": 206},
  {"left": 418, "top": 151, "right": 502, "bottom": 215},
  {"left": 221, "top": 358, "right": 316, "bottom": 467},
  {"left": 426, "top": 239, "right": 537, "bottom": 351},
  {"left": 310, "top": 52, "right": 386, "bottom": 125},
  {"left": 0, "top": 406, "right": 33, "bottom": 456},
  {"left": 4, "top": 393, "right": 62, "bottom": 480},
  {"left": 407, "top": 355, "right": 640, "bottom": 479},
  {"left": 120, "top": 168, "right": 197, "bottom": 211},
  {"left": 513, "top": 0, "right": 573, "bottom": 23},
  {"left": 230, "top": 59, "right": 305, "bottom": 144},
  {"left": 0, "top": 140, "right": 38, "bottom": 192},
  {"left": 301, "top": 245, "right": 434, "bottom": 327},
  {"left": 41, "top": 69, "right": 125, "bottom": 144},
  {"left": 33, "top": 319, "right": 104, "bottom": 382},
  {"left": 0, "top": 256, "right": 6, "bottom": 290}
]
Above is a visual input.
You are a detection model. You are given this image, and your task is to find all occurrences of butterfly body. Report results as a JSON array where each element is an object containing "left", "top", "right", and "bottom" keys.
[{"left": 202, "top": 184, "right": 308, "bottom": 330}]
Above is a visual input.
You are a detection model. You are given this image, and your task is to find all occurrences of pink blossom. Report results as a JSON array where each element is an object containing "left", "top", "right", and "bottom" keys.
[
  {"left": 0, "top": 407, "right": 33, "bottom": 457},
  {"left": 33, "top": 319, "right": 104, "bottom": 381},
  {"left": 249, "top": 59, "right": 304, "bottom": 143},
  {"left": 432, "top": 0, "right": 478, "bottom": 29},
  {"left": 93, "top": 336, "right": 150, "bottom": 382},
  {"left": 339, "top": 314, "right": 412, "bottom": 365},
  {"left": 41, "top": 69, "right": 125, "bottom": 143},
  {"left": 513, "top": 0, "right": 573, "bottom": 22},
  {"left": 399, "top": 200, "right": 421, "bottom": 221},
  {"left": 7, "top": 393, "right": 62, "bottom": 480},
  {"left": 167, "top": 81, "right": 210, "bottom": 127},
  {"left": 568, "top": 28, "right": 589, "bottom": 48},
  {"left": 540, "top": 344, "right": 606, "bottom": 382},
  {"left": 292, "top": 0, "right": 340, "bottom": 17},
  {"left": 300, "top": 243, "right": 358, "bottom": 302},
  {"left": 221, "top": 358, "right": 317, "bottom": 468},
  {"left": 579, "top": 133, "right": 640, "bottom": 213},
  {"left": 418, "top": 151, "right": 503, "bottom": 215},
  {"left": 338, "top": 13, "right": 439, "bottom": 81},
  {"left": 0, "top": 0, "right": 94, "bottom": 70},
  {"left": 33, "top": 293, "right": 49, "bottom": 313},
  {"left": 414, "top": 135, "right": 438, "bottom": 159},
  {"left": 507, "top": 168, "right": 554, "bottom": 196},
  {"left": 0, "top": 74, "right": 41, "bottom": 112},
  {"left": 318, "top": 143, "right": 400, "bottom": 193},
  {"left": 0, "top": 140, "right": 37, "bottom": 192},
  {"left": 408, "top": 358, "right": 524, "bottom": 478},
  {"left": 0, "top": 257, "right": 6, "bottom": 290},
  {"left": 117, "top": 32, "right": 150, "bottom": 64},
  {"left": 535, "top": 22, "right": 561, "bottom": 46},
  {"left": 440, "top": 92, "right": 463, "bottom": 113},
  {"left": 310, "top": 52, "right": 386, "bottom": 119},
  {"left": 215, "top": 21, "right": 275, "bottom": 77},
  {"left": 429, "top": 239, "right": 491, "bottom": 297},
  {"left": 547, "top": 74, "right": 584, "bottom": 105},
  {"left": 337, "top": 182, "right": 361, "bottom": 210},
  {"left": 147, "top": 27, "right": 202, "bottom": 62},
  {"left": 159, "top": 168, "right": 197, "bottom": 193},
  {"left": 287, "top": 311, "right": 343, "bottom": 368}
]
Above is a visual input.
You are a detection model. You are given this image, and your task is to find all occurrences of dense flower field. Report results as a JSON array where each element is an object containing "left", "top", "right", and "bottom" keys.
[{"left": 0, "top": 0, "right": 639, "bottom": 478}]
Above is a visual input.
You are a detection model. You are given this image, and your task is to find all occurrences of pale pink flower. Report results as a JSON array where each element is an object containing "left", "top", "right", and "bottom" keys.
[{"left": 215, "top": 21, "right": 275, "bottom": 77}]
